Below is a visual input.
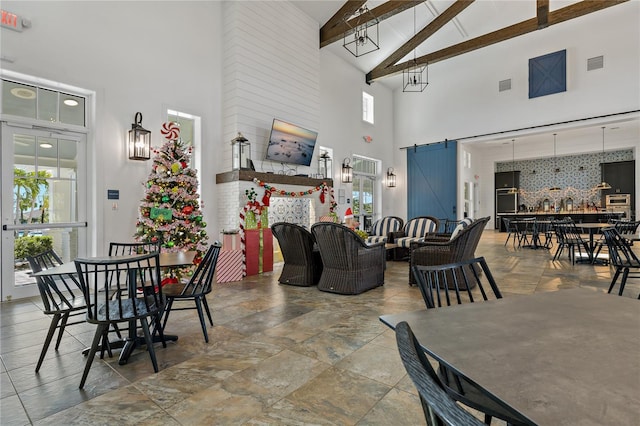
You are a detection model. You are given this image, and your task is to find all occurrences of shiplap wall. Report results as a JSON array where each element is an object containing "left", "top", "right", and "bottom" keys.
[
  {"left": 221, "top": 1, "right": 320, "bottom": 173},
  {"left": 219, "top": 2, "right": 321, "bottom": 232}
]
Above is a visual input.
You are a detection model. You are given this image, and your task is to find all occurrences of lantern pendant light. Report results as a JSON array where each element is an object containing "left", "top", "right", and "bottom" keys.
[
  {"left": 549, "top": 133, "right": 561, "bottom": 192},
  {"left": 507, "top": 139, "right": 518, "bottom": 195},
  {"left": 595, "top": 126, "right": 611, "bottom": 190}
]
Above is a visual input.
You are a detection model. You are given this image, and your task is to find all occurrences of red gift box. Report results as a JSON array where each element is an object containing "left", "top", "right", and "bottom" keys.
[{"left": 244, "top": 229, "right": 273, "bottom": 276}]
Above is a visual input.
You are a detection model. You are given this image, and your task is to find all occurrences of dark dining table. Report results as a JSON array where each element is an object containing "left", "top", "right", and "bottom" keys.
[
  {"left": 33, "top": 251, "right": 197, "bottom": 364},
  {"left": 379, "top": 288, "right": 640, "bottom": 425}
]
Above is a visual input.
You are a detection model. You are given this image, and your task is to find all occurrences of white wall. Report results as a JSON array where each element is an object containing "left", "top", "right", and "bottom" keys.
[
  {"left": 393, "top": 1, "right": 640, "bottom": 222},
  {"left": 319, "top": 51, "right": 398, "bottom": 219},
  {"left": 2, "top": 1, "right": 222, "bottom": 255}
]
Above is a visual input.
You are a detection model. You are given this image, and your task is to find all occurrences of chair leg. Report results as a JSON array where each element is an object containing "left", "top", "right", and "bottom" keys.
[
  {"left": 161, "top": 298, "right": 174, "bottom": 331},
  {"left": 608, "top": 268, "right": 622, "bottom": 294},
  {"left": 154, "top": 312, "right": 167, "bottom": 348},
  {"left": 618, "top": 268, "right": 630, "bottom": 296},
  {"left": 54, "top": 313, "right": 70, "bottom": 350},
  {"left": 35, "top": 313, "right": 61, "bottom": 373},
  {"left": 194, "top": 298, "right": 209, "bottom": 343},
  {"left": 80, "top": 324, "right": 107, "bottom": 389},
  {"left": 202, "top": 296, "right": 214, "bottom": 326},
  {"left": 139, "top": 317, "right": 159, "bottom": 373}
]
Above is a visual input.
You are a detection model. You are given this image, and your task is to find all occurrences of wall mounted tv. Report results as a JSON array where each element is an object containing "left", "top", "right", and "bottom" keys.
[{"left": 265, "top": 118, "right": 318, "bottom": 167}]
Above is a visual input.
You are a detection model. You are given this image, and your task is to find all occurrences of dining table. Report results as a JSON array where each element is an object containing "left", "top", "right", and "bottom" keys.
[
  {"left": 33, "top": 250, "right": 197, "bottom": 364},
  {"left": 379, "top": 288, "right": 640, "bottom": 425}
]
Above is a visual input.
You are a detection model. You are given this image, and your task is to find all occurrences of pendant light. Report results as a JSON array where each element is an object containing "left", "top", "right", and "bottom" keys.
[
  {"left": 549, "top": 133, "right": 561, "bottom": 192},
  {"left": 507, "top": 139, "right": 518, "bottom": 195},
  {"left": 403, "top": 5, "right": 428, "bottom": 92},
  {"left": 595, "top": 126, "right": 611, "bottom": 190}
]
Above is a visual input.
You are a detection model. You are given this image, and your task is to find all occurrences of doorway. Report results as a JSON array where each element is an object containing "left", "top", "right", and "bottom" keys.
[{"left": 1, "top": 124, "right": 87, "bottom": 300}]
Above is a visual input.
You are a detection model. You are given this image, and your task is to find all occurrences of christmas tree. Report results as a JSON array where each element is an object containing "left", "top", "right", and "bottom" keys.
[{"left": 134, "top": 122, "right": 208, "bottom": 263}]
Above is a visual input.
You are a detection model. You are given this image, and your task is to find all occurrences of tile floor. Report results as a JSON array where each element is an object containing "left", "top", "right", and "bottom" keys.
[{"left": 1, "top": 230, "right": 637, "bottom": 425}]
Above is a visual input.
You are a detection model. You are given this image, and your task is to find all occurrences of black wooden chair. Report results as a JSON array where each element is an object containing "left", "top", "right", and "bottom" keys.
[
  {"left": 162, "top": 243, "right": 222, "bottom": 343},
  {"left": 552, "top": 221, "right": 589, "bottom": 264},
  {"left": 271, "top": 222, "right": 323, "bottom": 286},
  {"left": 27, "top": 250, "right": 88, "bottom": 373},
  {"left": 395, "top": 321, "right": 485, "bottom": 426},
  {"left": 109, "top": 241, "right": 160, "bottom": 256},
  {"left": 501, "top": 217, "right": 519, "bottom": 247},
  {"left": 602, "top": 227, "right": 640, "bottom": 299},
  {"left": 411, "top": 257, "right": 532, "bottom": 425},
  {"left": 74, "top": 252, "right": 166, "bottom": 389}
]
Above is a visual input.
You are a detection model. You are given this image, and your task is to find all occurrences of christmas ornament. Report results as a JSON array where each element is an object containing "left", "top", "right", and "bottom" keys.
[{"left": 161, "top": 122, "right": 180, "bottom": 140}]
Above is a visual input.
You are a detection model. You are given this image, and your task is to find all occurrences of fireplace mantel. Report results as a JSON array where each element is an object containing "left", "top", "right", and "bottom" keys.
[{"left": 216, "top": 170, "right": 333, "bottom": 187}]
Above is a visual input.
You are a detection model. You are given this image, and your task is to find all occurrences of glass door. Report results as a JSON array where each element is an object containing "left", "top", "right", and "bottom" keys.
[
  {"left": 352, "top": 175, "right": 375, "bottom": 231},
  {"left": 1, "top": 124, "right": 87, "bottom": 301}
]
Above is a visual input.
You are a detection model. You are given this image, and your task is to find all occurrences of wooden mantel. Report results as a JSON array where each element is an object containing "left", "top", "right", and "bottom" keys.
[{"left": 216, "top": 170, "right": 333, "bottom": 187}]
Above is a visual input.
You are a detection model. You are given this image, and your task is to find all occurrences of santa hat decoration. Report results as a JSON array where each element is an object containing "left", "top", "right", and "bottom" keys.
[{"left": 344, "top": 207, "right": 353, "bottom": 219}]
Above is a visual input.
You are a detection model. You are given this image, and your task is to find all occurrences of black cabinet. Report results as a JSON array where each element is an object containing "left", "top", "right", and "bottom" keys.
[
  {"left": 601, "top": 160, "right": 635, "bottom": 215},
  {"left": 495, "top": 171, "right": 520, "bottom": 189}
]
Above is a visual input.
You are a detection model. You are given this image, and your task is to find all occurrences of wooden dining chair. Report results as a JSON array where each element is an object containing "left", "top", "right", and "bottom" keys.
[
  {"left": 162, "top": 243, "right": 221, "bottom": 342},
  {"left": 411, "top": 257, "right": 533, "bottom": 425},
  {"left": 27, "top": 250, "right": 88, "bottom": 373},
  {"left": 395, "top": 321, "right": 485, "bottom": 426},
  {"left": 602, "top": 227, "right": 640, "bottom": 299},
  {"left": 74, "top": 252, "right": 166, "bottom": 389}
]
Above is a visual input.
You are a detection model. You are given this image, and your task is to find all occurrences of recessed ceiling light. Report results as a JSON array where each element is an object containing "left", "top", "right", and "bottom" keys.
[
  {"left": 63, "top": 99, "right": 79, "bottom": 107},
  {"left": 10, "top": 87, "right": 36, "bottom": 99},
  {"left": 39, "top": 143, "right": 53, "bottom": 148}
]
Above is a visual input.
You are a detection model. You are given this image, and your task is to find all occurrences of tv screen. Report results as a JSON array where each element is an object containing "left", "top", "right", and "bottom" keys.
[{"left": 265, "top": 119, "right": 318, "bottom": 167}]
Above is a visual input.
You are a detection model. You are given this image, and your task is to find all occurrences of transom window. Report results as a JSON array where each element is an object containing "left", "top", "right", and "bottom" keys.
[{"left": 362, "top": 91, "right": 374, "bottom": 124}]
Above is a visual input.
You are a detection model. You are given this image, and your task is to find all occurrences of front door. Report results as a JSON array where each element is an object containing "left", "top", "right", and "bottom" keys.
[{"left": 1, "top": 123, "right": 87, "bottom": 301}]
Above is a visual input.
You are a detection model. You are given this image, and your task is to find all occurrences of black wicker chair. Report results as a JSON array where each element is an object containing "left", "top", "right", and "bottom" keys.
[
  {"left": 311, "top": 222, "right": 385, "bottom": 295},
  {"left": 271, "top": 222, "right": 323, "bottom": 286},
  {"left": 409, "top": 217, "right": 489, "bottom": 286}
]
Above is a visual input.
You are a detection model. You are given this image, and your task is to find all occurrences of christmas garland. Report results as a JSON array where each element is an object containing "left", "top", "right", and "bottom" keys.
[{"left": 237, "top": 179, "right": 337, "bottom": 277}]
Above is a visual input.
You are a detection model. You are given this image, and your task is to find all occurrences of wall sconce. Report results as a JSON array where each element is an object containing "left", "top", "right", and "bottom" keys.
[
  {"left": 341, "top": 158, "right": 353, "bottom": 183},
  {"left": 128, "top": 112, "right": 151, "bottom": 160},
  {"left": 386, "top": 167, "right": 396, "bottom": 187}
]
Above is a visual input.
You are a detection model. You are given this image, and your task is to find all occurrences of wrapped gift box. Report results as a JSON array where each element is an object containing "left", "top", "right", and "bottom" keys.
[
  {"left": 222, "top": 232, "right": 240, "bottom": 251},
  {"left": 244, "top": 228, "right": 273, "bottom": 276},
  {"left": 216, "top": 250, "right": 244, "bottom": 283}
]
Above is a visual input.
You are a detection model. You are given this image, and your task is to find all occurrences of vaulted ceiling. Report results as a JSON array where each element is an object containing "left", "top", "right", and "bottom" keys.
[{"left": 296, "top": 0, "right": 628, "bottom": 86}]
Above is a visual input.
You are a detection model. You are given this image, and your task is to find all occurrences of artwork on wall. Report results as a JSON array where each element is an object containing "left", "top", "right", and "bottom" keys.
[{"left": 529, "top": 49, "right": 566, "bottom": 99}]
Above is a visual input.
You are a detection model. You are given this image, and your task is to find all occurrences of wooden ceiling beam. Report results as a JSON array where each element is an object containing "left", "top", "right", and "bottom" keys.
[
  {"left": 370, "top": 0, "right": 475, "bottom": 78},
  {"left": 320, "top": 1, "right": 423, "bottom": 48},
  {"left": 537, "top": 0, "right": 549, "bottom": 29},
  {"left": 366, "top": 0, "right": 628, "bottom": 83}
]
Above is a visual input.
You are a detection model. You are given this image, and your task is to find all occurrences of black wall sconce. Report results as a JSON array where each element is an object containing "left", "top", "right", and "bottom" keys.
[
  {"left": 128, "top": 112, "right": 151, "bottom": 160},
  {"left": 386, "top": 167, "right": 396, "bottom": 187},
  {"left": 341, "top": 158, "right": 353, "bottom": 183}
]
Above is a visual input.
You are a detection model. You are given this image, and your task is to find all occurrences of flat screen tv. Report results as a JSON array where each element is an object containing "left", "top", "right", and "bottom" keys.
[{"left": 265, "top": 119, "right": 318, "bottom": 167}]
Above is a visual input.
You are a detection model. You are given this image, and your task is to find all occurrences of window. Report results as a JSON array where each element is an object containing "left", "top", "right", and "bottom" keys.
[
  {"left": 362, "top": 91, "right": 374, "bottom": 124},
  {"left": 1, "top": 79, "right": 86, "bottom": 127},
  {"left": 351, "top": 156, "right": 378, "bottom": 231}
]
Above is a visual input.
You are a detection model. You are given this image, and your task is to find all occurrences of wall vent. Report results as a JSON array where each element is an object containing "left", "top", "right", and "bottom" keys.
[
  {"left": 498, "top": 79, "right": 511, "bottom": 92},
  {"left": 587, "top": 56, "right": 604, "bottom": 71}
]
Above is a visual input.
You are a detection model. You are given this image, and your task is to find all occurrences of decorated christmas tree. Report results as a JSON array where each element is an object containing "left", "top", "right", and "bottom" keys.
[{"left": 134, "top": 122, "right": 208, "bottom": 263}]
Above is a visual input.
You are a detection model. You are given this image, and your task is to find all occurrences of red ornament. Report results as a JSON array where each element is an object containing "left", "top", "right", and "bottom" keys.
[
  {"left": 181, "top": 161, "right": 187, "bottom": 168},
  {"left": 182, "top": 205, "right": 194, "bottom": 215}
]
